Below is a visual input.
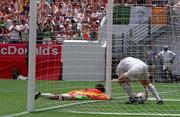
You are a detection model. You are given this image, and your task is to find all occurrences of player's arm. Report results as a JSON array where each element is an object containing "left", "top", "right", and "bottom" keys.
[
  {"left": 155, "top": 52, "right": 160, "bottom": 59},
  {"left": 140, "top": 80, "right": 149, "bottom": 98},
  {"left": 85, "top": 93, "right": 110, "bottom": 100},
  {"left": 96, "top": 94, "right": 110, "bottom": 100},
  {"left": 155, "top": 52, "right": 164, "bottom": 64},
  {"left": 169, "top": 52, "right": 176, "bottom": 63}
]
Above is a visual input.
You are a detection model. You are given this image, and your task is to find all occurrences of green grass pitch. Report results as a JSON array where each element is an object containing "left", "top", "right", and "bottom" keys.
[{"left": 1, "top": 80, "right": 180, "bottom": 117}]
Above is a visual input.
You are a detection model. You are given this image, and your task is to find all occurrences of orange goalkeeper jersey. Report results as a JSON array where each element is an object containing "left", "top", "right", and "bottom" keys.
[{"left": 67, "top": 88, "right": 109, "bottom": 100}]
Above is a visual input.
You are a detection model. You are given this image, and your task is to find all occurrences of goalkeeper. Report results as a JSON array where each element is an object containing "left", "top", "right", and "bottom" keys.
[
  {"left": 116, "top": 57, "right": 163, "bottom": 104},
  {"left": 35, "top": 84, "right": 110, "bottom": 100}
]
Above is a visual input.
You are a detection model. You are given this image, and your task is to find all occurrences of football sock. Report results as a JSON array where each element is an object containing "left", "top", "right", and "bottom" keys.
[
  {"left": 41, "top": 93, "right": 60, "bottom": 100},
  {"left": 147, "top": 83, "right": 162, "bottom": 101},
  {"left": 61, "top": 94, "right": 72, "bottom": 100},
  {"left": 121, "top": 83, "right": 136, "bottom": 98}
]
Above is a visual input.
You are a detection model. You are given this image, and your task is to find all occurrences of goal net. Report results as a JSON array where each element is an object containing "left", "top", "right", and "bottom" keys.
[{"left": 29, "top": 0, "right": 180, "bottom": 116}]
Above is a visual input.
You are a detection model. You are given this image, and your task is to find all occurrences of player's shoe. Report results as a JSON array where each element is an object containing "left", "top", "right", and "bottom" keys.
[
  {"left": 35, "top": 92, "right": 41, "bottom": 100},
  {"left": 157, "top": 100, "right": 163, "bottom": 105}
]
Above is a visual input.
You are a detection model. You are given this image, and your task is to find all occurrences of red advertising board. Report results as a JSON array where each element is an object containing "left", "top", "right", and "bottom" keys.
[{"left": 0, "top": 44, "right": 61, "bottom": 80}]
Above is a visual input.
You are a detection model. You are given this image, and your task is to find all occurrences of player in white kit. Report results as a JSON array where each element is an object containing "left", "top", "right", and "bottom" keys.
[{"left": 116, "top": 57, "right": 163, "bottom": 104}]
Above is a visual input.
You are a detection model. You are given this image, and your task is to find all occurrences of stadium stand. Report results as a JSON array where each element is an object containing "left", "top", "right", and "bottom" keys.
[{"left": 0, "top": 0, "right": 107, "bottom": 43}]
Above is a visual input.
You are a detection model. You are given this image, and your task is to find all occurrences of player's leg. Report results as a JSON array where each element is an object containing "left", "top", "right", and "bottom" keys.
[
  {"left": 61, "top": 94, "right": 74, "bottom": 100},
  {"left": 139, "top": 80, "right": 149, "bottom": 98},
  {"left": 167, "top": 63, "right": 173, "bottom": 81},
  {"left": 117, "top": 64, "right": 147, "bottom": 102},
  {"left": 163, "top": 63, "right": 170, "bottom": 81},
  {"left": 140, "top": 80, "right": 163, "bottom": 104},
  {"left": 137, "top": 63, "right": 163, "bottom": 104},
  {"left": 117, "top": 73, "right": 136, "bottom": 99},
  {"left": 35, "top": 92, "right": 64, "bottom": 100},
  {"left": 148, "top": 64, "right": 155, "bottom": 83}
]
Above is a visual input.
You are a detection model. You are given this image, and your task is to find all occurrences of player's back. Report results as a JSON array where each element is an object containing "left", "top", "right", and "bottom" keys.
[
  {"left": 116, "top": 57, "right": 146, "bottom": 75},
  {"left": 120, "top": 57, "right": 145, "bottom": 67},
  {"left": 123, "top": 57, "right": 145, "bottom": 64}
]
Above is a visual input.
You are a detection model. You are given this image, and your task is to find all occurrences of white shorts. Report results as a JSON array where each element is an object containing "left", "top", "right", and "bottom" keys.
[
  {"left": 163, "top": 62, "right": 172, "bottom": 71},
  {"left": 125, "top": 63, "right": 149, "bottom": 81}
]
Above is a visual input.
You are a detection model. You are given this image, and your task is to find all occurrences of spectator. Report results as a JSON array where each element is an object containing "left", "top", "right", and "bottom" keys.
[
  {"left": 11, "top": 0, "right": 19, "bottom": 13},
  {"left": 37, "top": 0, "right": 51, "bottom": 24},
  {"left": 3, "top": 28, "right": 10, "bottom": 43},
  {"left": 18, "top": 0, "right": 24, "bottom": 14},
  {"left": 8, "top": 19, "right": 21, "bottom": 43},
  {"left": 73, "top": 2, "right": 81, "bottom": 19},
  {"left": 71, "top": 18, "right": 78, "bottom": 37},
  {"left": 19, "top": 18, "right": 29, "bottom": 43},
  {"left": 51, "top": 1, "right": 59, "bottom": 14},
  {"left": 57, "top": 2, "right": 65, "bottom": 16},
  {"left": 42, "top": 15, "right": 54, "bottom": 44},
  {"left": 37, "top": 23, "right": 44, "bottom": 44},
  {"left": 156, "top": 46, "right": 176, "bottom": 81},
  {"left": 0, "top": 17, "right": 6, "bottom": 42},
  {"left": 5, "top": 15, "right": 14, "bottom": 30},
  {"left": 89, "top": 21, "right": 98, "bottom": 40},
  {"left": 81, "top": 0, "right": 88, "bottom": 11},
  {"left": 23, "top": 0, "right": 30, "bottom": 15},
  {"left": 62, "top": 18, "right": 71, "bottom": 39},
  {"left": 83, "top": 9, "right": 92, "bottom": 23},
  {"left": 77, "top": 9, "right": 85, "bottom": 23},
  {"left": 55, "top": 25, "right": 66, "bottom": 43},
  {"left": 0, "top": 28, "right": 4, "bottom": 43},
  {"left": 65, "top": 2, "right": 73, "bottom": 19},
  {"left": 145, "top": 43, "right": 157, "bottom": 82}
]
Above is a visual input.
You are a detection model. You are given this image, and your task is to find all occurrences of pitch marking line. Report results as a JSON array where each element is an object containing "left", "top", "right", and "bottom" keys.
[
  {"left": 2, "top": 100, "right": 102, "bottom": 117},
  {"left": 148, "top": 98, "right": 180, "bottom": 102},
  {"left": 69, "top": 111, "right": 180, "bottom": 117}
]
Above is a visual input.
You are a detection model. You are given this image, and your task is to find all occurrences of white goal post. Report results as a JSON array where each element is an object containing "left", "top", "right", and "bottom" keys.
[
  {"left": 27, "top": 0, "right": 37, "bottom": 112},
  {"left": 105, "top": 0, "right": 113, "bottom": 98}
]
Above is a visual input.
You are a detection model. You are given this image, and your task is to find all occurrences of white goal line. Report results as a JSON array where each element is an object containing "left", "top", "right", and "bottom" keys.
[
  {"left": 69, "top": 111, "right": 180, "bottom": 117},
  {"left": 148, "top": 98, "right": 180, "bottom": 102}
]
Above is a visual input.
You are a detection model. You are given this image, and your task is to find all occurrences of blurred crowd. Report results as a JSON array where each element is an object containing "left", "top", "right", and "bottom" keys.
[{"left": 0, "top": 0, "right": 107, "bottom": 44}]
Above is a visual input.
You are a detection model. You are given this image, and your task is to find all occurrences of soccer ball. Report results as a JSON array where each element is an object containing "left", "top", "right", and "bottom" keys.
[{"left": 136, "top": 93, "right": 147, "bottom": 103}]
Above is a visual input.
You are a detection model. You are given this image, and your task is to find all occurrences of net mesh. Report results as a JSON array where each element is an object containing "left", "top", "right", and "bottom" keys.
[{"left": 35, "top": 0, "right": 180, "bottom": 116}]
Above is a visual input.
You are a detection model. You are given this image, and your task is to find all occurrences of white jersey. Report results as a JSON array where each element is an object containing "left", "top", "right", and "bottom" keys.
[
  {"left": 9, "top": 25, "right": 20, "bottom": 40},
  {"left": 158, "top": 50, "right": 176, "bottom": 63},
  {"left": 116, "top": 57, "right": 149, "bottom": 80}
]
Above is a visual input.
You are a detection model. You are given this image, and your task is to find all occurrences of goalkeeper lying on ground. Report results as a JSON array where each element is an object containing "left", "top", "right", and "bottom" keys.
[{"left": 35, "top": 84, "right": 110, "bottom": 100}]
